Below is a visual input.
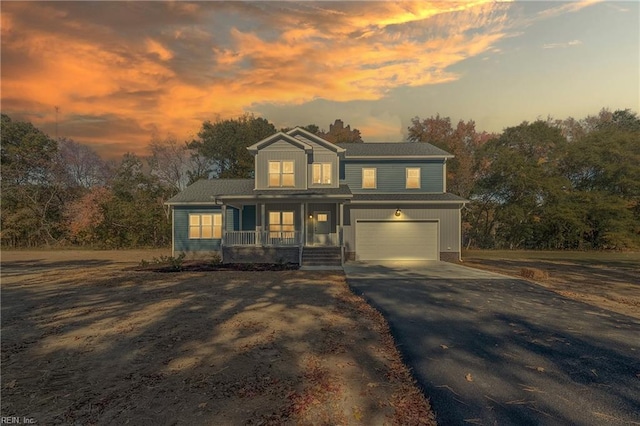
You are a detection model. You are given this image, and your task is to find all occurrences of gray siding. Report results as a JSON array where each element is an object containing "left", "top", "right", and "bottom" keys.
[
  {"left": 255, "top": 140, "right": 308, "bottom": 190},
  {"left": 343, "top": 204, "right": 461, "bottom": 255},
  {"left": 308, "top": 152, "right": 339, "bottom": 189},
  {"left": 173, "top": 205, "right": 223, "bottom": 253},
  {"left": 226, "top": 207, "right": 238, "bottom": 232},
  {"left": 343, "top": 160, "right": 444, "bottom": 193},
  {"left": 295, "top": 136, "right": 332, "bottom": 153}
]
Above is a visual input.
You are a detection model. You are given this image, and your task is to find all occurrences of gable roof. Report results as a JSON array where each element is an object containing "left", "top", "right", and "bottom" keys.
[
  {"left": 285, "top": 127, "right": 345, "bottom": 153},
  {"left": 246, "top": 132, "right": 312, "bottom": 153},
  {"left": 340, "top": 142, "right": 452, "bottom": 158}
]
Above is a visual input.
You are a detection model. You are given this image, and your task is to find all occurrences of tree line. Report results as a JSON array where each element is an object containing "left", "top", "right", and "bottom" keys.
[
  {"left": 407, "top": 109, "right": 639, "bottom": 250},
  {"left": 1, "top": 110, "right": 638, "bottom": 250}
]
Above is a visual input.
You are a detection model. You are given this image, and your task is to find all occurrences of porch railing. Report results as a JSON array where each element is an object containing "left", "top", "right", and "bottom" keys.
[
  {"left": 326, "top": 232, "right": 340, "bottom": 246},
  {"left": 306, "top": 232, "right": 341, "bottom": 246},
  {"left": 225, "top": 231, "right": 302, "bottom": 247},
  {"left": 225, "top": 231, "right": 257, "bottom": 246}
]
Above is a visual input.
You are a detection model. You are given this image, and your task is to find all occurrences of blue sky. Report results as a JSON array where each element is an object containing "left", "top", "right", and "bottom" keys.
[{"left": 1, "top": 1, "right": 638, "bottom": 157}]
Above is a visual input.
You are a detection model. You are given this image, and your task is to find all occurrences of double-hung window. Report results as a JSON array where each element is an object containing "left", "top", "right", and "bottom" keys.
[
  {"left": 268, "top": 161, "right": 295, "bottom": 187},
  {"left": 406, "top": 168, "right": 421, "bottom": 189},
  {"left": 269, "top": 211, "right": 295, "bottom": 239},
  {"left": 189, "top": 213, "right": 222, "bottom": 239},
  {"left": 312, "top": 163, "right": 332, "bottom": 185},
  {"left": 362, "top": 168, "right": 377, "bottom": 189}
]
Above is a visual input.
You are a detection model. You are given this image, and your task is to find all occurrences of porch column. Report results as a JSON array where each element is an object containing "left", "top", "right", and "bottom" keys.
[
  {"left": 339, "top": 203, "right": 344, "bottom": 241},
  {"left": 299, "top": 204, "right": 305, "bottom": 265},
  {"left": 300, "top": 204, "right": 305, "bottom": 247},
  {"left": 260, "top": 203, "right": 266, "bottom": 245},
  {"left": 221, "top": 205, "right": 227, "bottom": 247},
  {"left": 304, "top": 202, "right": 309, "bottom": 246},
  {"left": 239, "top": 205, "right": 243, "bottom": 231}
]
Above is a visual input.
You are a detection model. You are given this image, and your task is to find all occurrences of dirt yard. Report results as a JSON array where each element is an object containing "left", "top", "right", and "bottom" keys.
[
  {"left": 462, "top": 250, "right": 640, "bottom": 320},
  {"left": 1, "top": 250, "right": 435, "bottom": 425}
]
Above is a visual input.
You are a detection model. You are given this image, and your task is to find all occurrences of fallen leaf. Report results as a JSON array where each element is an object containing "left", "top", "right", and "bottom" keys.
[
  {"left": 198, "top": 402, "right": 207, "bottom": 409},
  {"left": 366, "top": 382, "right": 378, "bottom": 388},
  {"left": 465, "top": 373, "right": 473, "bottom": 382},
  {"left": 7, "top": 380, "right": 16, "bottom": 389},
  {"left": 536, "top": 367, "right": 545, "bottom": 372},
  {"left": 440, "top": 344, "right": 449, "bottom": 350}
]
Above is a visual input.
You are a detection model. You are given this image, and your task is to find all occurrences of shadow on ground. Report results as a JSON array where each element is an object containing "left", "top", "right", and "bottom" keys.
[{"left": 1, "top": 261, "right": 428, "bottom": 424}]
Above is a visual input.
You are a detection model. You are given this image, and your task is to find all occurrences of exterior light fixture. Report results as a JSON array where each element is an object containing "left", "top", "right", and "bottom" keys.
[
  {"left": 395, "top": 208, "right": 402, "bottom": 217},
  {"left": 309, "top": 214, "right": 313, "bottom": 219}
]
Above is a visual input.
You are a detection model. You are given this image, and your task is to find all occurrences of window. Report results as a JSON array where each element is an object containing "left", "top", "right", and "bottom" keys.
[
  {"left": 406, "top": 168, "right": 421, "bottom": 189},
  {"left": 189, "top": 213, "right": 222, "bottom": 239},
  {"left": 268, "top": 161, "right": 294, "bottom": 187},
  {"left": 362, "top": 168, "right": 376, "bottom": 189},
  {"left": 269, "top": 211, "right": 295, "bottom": 238},
  {"left": 312, "top": 163, "right": 332, "bottom": 185}
]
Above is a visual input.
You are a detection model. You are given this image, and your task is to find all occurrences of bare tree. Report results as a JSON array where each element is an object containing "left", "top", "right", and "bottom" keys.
[
  {"left": 57, "top": 138, "right": 111, "bottom": 188},
  {"left": 148, "top": 134, "right": 195, "bottom": 193}
]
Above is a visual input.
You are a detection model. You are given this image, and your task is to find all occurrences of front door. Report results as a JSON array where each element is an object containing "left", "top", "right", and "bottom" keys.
[{"left": 313, "top": 211, "right": 331, "bottom": 245}]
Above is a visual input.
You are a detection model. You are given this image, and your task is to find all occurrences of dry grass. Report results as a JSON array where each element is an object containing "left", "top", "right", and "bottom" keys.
[
  {"left": 462, "top": 250, "right": 640, "bottom": 319},
  {"left": 1, "top": 250, "right": 435, "bottom": 425}
]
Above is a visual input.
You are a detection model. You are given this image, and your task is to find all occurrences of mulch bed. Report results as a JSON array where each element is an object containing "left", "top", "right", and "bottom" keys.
[{"left": 133, "top": 261, "right": 300, "bottom": 273}]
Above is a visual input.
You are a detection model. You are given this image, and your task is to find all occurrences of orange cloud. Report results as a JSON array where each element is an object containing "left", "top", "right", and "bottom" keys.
[{"left": 0, "top": 1, "right": 597, "bottom": 158}]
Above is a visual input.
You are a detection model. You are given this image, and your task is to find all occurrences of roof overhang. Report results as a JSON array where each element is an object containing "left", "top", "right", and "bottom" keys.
[
  {"left": 165, "top": 201, "right": 223, "bottom": 206},
  {"left": 350, "top": 200, "right": 466, "bottom": 205},
  {"left": 247, "top": 132, "right": 313, "bottom": 153},
  {"left": 285, "top": 127, "right": 346, "bottom": 153},
  {"left": 345, "top": 155, "right": 453, "bottom": 160},
  {"left": 217, "top": 194, "right": 353, "bottom": 200}
]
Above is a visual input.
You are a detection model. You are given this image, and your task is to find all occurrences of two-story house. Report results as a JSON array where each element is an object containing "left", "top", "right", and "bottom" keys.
[{"left": 165, "top": 127, "right": 467, "bottom": 265}]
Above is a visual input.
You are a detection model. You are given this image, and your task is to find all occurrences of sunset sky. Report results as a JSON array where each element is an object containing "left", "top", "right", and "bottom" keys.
[{"left": 1, "top": 1, "right": 638, "bottom": 158}]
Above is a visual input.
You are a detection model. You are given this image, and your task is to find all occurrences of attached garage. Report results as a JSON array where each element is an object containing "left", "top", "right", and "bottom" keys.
[{"left": 355, "top": 220, "right": 439, "bottom": 261}]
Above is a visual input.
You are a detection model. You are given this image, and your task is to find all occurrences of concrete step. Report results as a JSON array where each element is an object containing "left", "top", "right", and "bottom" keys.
[
  {"left": 302, "top": 247, "right": 342, "bottom": 266},
  {"left": 302, "top": 259, "right": 341, "bottom": 264}
]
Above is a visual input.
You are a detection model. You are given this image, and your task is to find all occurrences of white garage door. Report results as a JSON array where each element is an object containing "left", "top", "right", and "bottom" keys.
[{"left": 356, "top": 221, "right": 439, "bottom": 261}]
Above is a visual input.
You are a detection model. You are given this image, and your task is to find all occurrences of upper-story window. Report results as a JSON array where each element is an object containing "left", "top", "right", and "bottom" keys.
[
  {"left": 312, "top": 163, "right": 332, "bottom": 185},
  {"left": 362, "top": 168, "right": 377, "bottom": 189},
  {"left": 406, "top": 168, "right": 421, "bottom": 189},
  {"left": 269, "top": 161, "right": 294, "bottom": 187}
]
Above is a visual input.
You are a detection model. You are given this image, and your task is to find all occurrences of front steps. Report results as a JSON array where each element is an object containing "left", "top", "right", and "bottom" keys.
[{"left": 301, "top": 247, "right": 342, "bottom": 267}]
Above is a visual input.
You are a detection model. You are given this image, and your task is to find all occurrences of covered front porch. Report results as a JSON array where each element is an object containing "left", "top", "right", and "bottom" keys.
[{"left": 222, "top": 202, "right": 345, "bottom": 248}]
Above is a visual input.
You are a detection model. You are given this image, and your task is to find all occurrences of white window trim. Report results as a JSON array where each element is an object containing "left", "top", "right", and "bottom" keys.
[
  {"left": 268, "top": 160, "right": 295, "bottom": 187},
  {"left": 312, "top": 163, "right": 332, "bottom": 185},
  {"left": 362, "top": 167, "right": 377, "bottom": 189},
  {"left": 406, "top": 167, "right": 421, "bottom": 189},
  {"left": 188, "top": 213, "right": 222, "bottom": 239}
]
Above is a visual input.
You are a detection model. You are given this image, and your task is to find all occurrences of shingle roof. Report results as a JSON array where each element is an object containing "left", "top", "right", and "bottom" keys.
[
  {"left": 166, "top": 180, "right": 352, "bottom": 204},
  {"left": 252, "top": 185, "right": 352, "bottom": 197},
  {"left": 351, "top": 193, "right": 467, "bottom": 203},
  {"left": 340, "top": 142, "right": 452, "bottom": 158},
  {"left": 166, "top": 179, "right": 254, "bottom": 204}
]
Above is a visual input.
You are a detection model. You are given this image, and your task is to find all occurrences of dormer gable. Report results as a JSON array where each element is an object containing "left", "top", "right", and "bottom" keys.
[
  {"left": 247, "top": 131, "right": 313, "bottom": 154},
  {"left": 285, "top": 127, "right": 345, "bottom": 154}
]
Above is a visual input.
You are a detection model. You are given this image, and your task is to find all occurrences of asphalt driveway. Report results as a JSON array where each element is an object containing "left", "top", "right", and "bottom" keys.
[{"left": 344, "top": 261, "right": 640, "bottom": 425}]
